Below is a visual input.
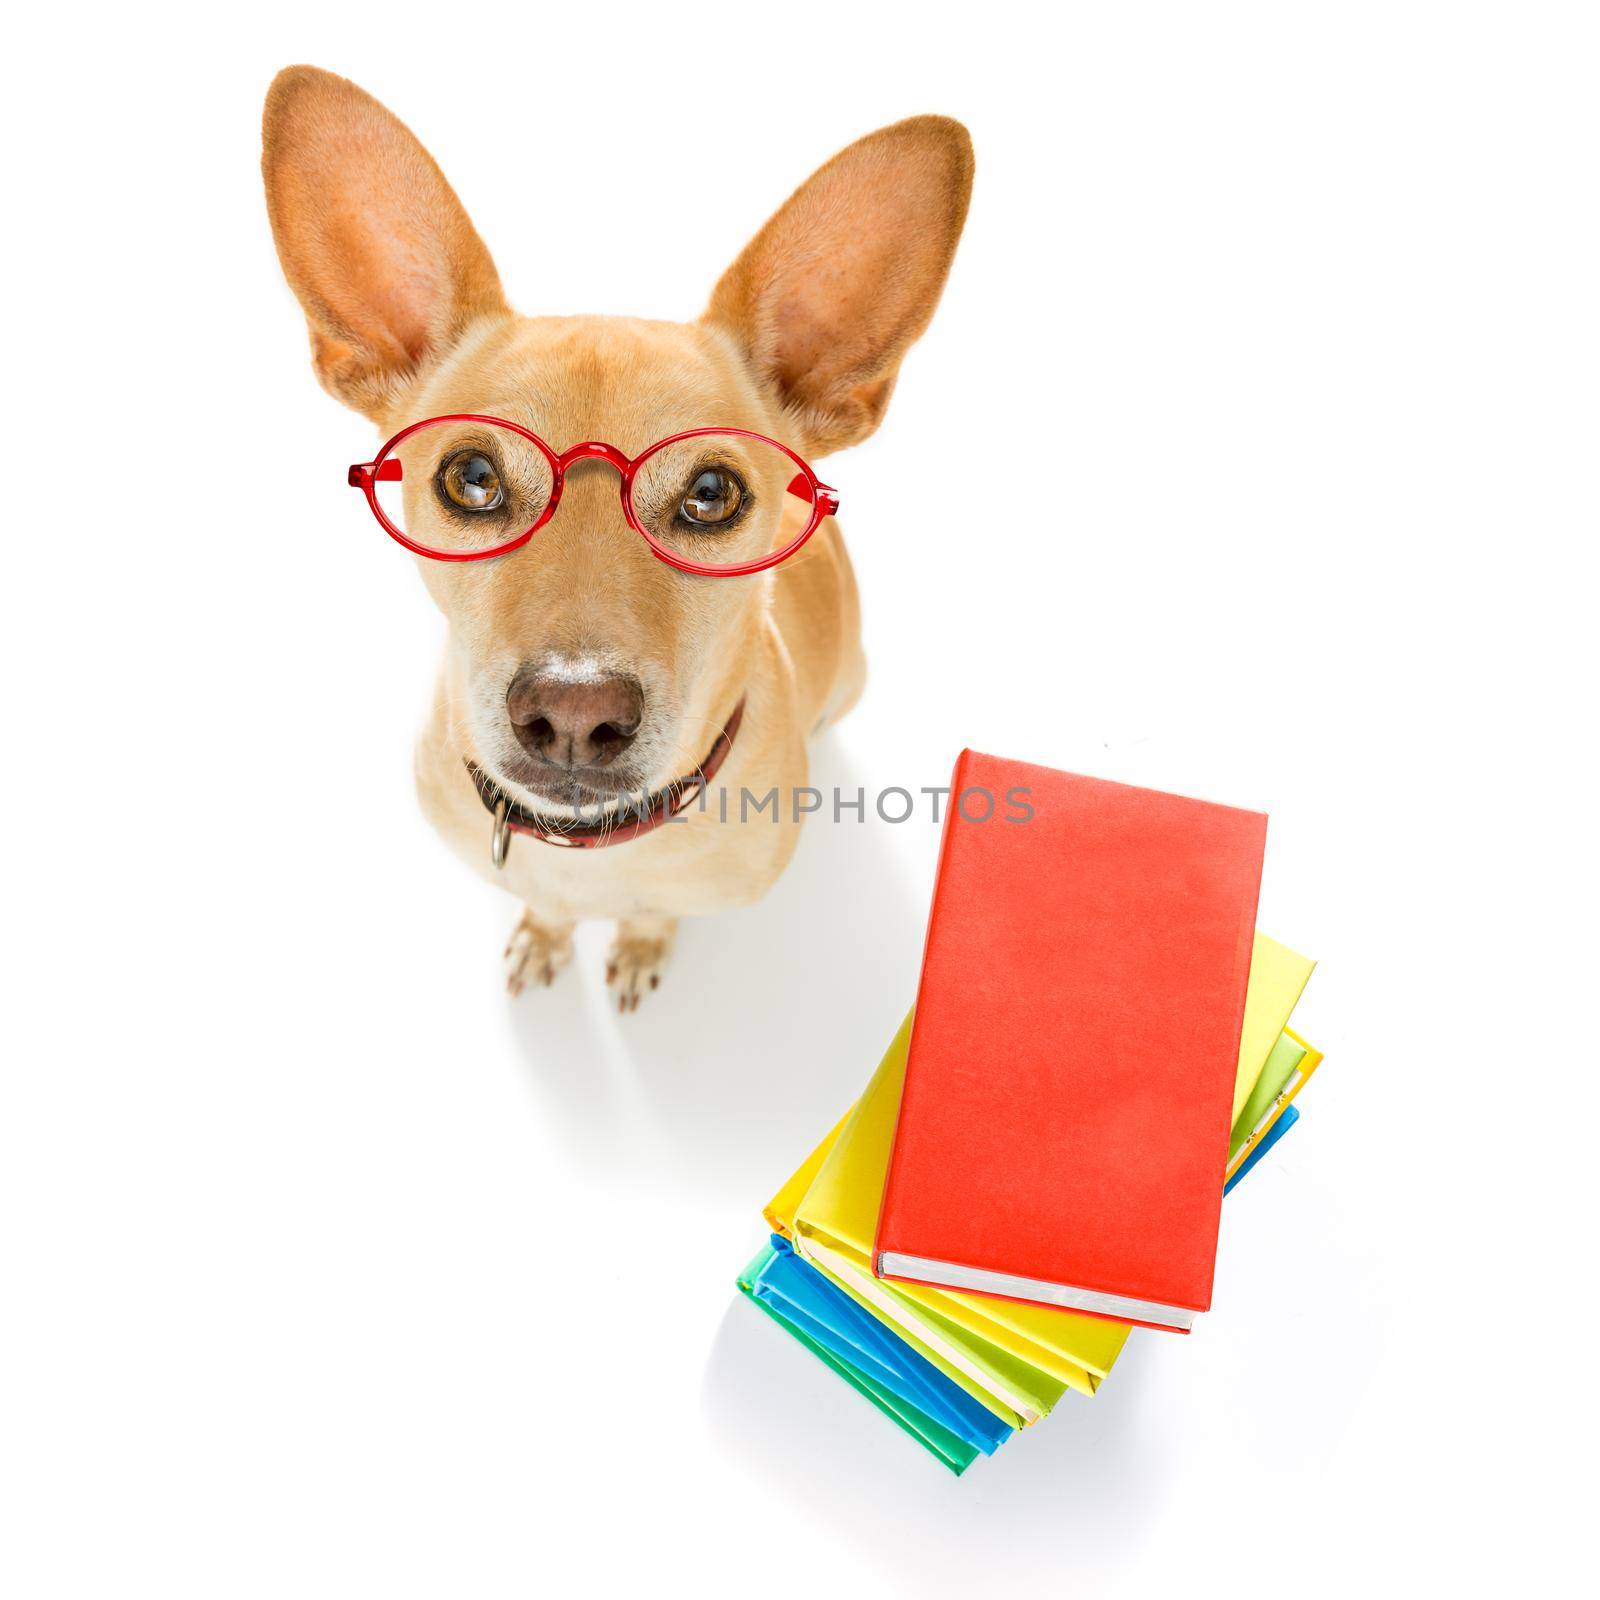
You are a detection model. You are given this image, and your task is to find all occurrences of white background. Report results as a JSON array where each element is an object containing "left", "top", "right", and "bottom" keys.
[{"left": 2, "top": 4, "right": 1595, "bottom": 1594}]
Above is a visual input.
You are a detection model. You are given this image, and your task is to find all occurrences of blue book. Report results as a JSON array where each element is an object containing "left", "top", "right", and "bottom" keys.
[
  {"left": 1223, "top": 1103, "right": 1300, "bottom": 1196},
  {"left": 738, "top": 1243, "right": 987, "bottom": 1473},
  {"left": 744, "top": 1236, "right": 1013, "bottom": 1458}
]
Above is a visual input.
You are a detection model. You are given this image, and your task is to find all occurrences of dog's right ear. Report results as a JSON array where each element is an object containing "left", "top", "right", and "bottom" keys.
[
  {"left": 262, "top": 66, "right": 508, "bottom": 421},
  {"left": 706, "top": 116, "right": 974, "bottom": 457}
]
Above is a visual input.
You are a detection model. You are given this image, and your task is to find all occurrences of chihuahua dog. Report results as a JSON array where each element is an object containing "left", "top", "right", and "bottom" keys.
[{"left": 262, "top": 67, "right": 971, "bottom": 1008}]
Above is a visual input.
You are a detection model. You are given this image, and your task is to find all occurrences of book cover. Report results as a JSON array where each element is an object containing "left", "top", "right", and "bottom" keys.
[{"left": 876, "top": 753, "right": 1269, "bottom": 1331}]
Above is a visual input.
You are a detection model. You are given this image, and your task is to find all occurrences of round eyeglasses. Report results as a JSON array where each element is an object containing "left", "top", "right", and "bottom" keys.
[{"left": 347, "top": 416, "right": 839, "bottom": 577}]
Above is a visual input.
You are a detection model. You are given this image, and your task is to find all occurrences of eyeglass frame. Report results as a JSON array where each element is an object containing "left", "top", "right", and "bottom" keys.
[{"left": 347, "top": 415, "right": 839, "bottom": 578}]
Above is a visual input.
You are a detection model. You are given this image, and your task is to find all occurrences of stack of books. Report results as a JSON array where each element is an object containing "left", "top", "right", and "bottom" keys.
[{"left": 737, "top": 752, "right": 1322, "bottom": 1473}]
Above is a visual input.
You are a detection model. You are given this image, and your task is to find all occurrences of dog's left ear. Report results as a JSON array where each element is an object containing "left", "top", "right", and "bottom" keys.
[{"left": 705, "top": 117, "right": 974, "bottom": 457}]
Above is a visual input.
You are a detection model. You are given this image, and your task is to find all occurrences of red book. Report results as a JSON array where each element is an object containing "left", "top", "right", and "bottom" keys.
[{"left": 875, "top": 752, "right": 1268, "bottom": 1332}]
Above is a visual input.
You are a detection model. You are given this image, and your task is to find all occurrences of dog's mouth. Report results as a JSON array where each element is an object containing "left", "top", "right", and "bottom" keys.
[
  {"left": 473, "top": 691, "right": 748, "bottom": 832},
  {"left": 468, "top": 694, "right": 748, "bottom": 851},
  {"left": 492, "top": 758, "right": 652, "bottom": 816}
]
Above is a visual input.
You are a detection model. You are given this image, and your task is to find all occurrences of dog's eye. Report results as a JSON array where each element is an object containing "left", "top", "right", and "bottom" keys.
[
  {"left": 438, "top": 451, "right": 504, "bottom": 512},
  {"left": 679, "top": 467, "right": 744, "bottom": 527}
]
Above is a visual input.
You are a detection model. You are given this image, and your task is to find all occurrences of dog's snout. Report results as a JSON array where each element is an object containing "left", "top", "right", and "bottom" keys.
[{"left": 506, "top": 665, "right": 644, "bottom": 769}]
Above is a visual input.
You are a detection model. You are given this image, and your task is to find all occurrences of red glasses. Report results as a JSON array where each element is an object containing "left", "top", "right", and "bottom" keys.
[{"left": 347, "top": 416, "right": 838, "bottom": 577}]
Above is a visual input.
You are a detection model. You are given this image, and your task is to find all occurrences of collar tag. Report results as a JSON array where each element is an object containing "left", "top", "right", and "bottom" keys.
[{"left": 491, "top": 797, "right": 512, "bottom": 869}]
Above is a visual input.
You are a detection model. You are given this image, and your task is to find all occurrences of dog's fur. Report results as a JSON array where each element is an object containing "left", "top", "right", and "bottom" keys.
[{"left": 262, "top": 67, "right": 971, "bottom": 1007}]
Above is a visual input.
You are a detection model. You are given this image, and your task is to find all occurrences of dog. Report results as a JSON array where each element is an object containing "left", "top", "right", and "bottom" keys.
[{"left": 262, "top": 67, "right": 972, "bottom": 1008}]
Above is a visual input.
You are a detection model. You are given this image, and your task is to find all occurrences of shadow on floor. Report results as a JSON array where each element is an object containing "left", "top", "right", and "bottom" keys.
[
  {"left": 699, "top": 1295, "right": 1168, "bottom": 1568},
  {"left": 503, "top": 734, "right": 926, "bottom": 1197}
]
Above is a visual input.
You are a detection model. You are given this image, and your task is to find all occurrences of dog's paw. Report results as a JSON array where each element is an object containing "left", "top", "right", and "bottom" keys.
[
  {"left": 504, "top": 911, "right": 575, "bottom": 997},
  {"left": 605, "top": 918, "right": 677, "bottom": 1013}
]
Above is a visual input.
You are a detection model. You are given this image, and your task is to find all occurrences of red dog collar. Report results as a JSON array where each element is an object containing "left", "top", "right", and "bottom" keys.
[{"left": 466, "top": 696, "right": 746, "bottom": 864}]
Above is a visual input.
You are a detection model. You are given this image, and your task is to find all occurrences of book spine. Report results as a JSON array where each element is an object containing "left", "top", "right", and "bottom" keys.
[{"left": 873, "top": 747, "right": 976, "bottom": 1272}]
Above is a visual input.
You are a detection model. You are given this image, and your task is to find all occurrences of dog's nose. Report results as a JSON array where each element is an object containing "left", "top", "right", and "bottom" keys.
[{"left": 506, "top": 665, "right": 644, "bottom": 769}]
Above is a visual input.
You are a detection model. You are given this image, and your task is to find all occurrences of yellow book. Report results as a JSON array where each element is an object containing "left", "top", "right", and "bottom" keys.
[
  {"left": 763, "top": 1107, "right": 851, "bottom": 1241},
  {"left": 767, "top": 933, "right": 1317, "bottom": 1423},
  {"left": 1231, "top": 933, "right": 1316, "bottom": 1123}
]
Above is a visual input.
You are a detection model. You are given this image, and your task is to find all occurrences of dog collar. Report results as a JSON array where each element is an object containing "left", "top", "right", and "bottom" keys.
[{"left": 465, "top": 696, "right": 746, "bottom": 865}]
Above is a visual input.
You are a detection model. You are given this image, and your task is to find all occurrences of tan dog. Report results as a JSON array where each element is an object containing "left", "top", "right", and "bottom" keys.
[{"left": 262, "top": 67, "right": 972, "bottom": 1008}]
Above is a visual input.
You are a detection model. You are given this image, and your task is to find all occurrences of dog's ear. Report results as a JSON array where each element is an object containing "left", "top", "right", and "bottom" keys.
[
  {"left": 705, "top": 116, "right": 973, "bottom": 457},
  {"left": 262, "top": 66, "right": 508, "bottom": 420}
]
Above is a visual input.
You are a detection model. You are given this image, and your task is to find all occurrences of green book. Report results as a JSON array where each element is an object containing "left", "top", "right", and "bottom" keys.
[{"left": 1230, "top": 1032, "right": 1308, "bottom": 1160}]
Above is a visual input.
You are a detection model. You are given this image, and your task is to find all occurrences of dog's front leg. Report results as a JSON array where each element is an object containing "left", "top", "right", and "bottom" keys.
[
  {"left": 504, "top": 908, "right": 576, "bottom": 996},
  {"left": 606, "top": 917, "right": 677, "bottom": 1013}
]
